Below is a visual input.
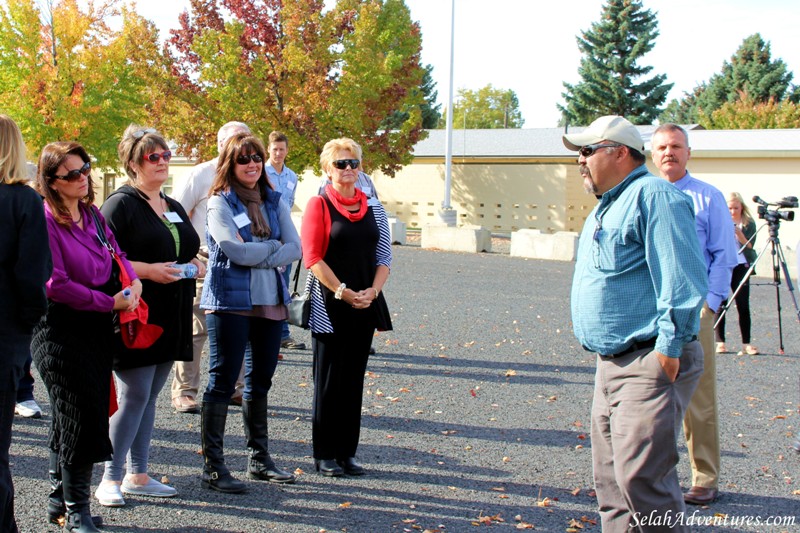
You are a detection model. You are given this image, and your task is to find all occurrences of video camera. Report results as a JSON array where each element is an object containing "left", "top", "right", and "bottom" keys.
[{"left": 753, "top": 195, "right": 798, "bottom": 224}]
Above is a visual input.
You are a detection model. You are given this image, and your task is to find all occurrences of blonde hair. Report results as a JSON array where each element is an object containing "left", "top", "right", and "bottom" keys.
[
  {"left": 728, "top": 191, "right": 754, "bottom": 226},
  {"left": 117, "top": 124, "right": 169, "bottom": 183},
  {"left": 0, "top": 115, "right": 29, "bottom": 185},
  {"left": 319, "top": 137, "right": 363, "bottom": 173}
]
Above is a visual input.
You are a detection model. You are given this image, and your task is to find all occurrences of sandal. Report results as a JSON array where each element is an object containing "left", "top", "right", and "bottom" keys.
[{"left": 715, "top": 342, "right": 727, "bottom": 354}]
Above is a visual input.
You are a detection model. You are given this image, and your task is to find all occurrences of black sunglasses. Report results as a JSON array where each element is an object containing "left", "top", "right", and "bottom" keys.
[
  {"left": 579, "top": 143, "right": 622, "bottom": 158},
  {"left": 332, "top": 159, "right": 360, "bottom": 170},
  {"left": 52, "top": 161, "right": 91, "bottom": 182},
  {"left": 235, "top": 153, "right": 264, "bottom": 165},
  {"left": 144, "top": 151, "right": 172, "bottom": 163}
]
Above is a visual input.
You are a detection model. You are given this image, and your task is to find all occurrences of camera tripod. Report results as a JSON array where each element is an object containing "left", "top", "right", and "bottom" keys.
[{"left": 714, "top": 220, "right": 800, "bottom": 355}]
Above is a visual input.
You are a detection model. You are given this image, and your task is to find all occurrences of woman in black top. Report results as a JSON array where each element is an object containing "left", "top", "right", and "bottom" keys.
[
  {"left": 301, "top": 138, "right": 392, "bottom": 476},
  {"left": 0, "top": 114, "right": 51, "bottom": 533},
  {"left": 96, "top": 125, "right": 201, "bottom": 506}
]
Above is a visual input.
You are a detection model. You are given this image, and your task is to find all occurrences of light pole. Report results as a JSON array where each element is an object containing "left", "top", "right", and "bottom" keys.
[{"left": 440, "top": 0, "right": 457, "bottom": 226}]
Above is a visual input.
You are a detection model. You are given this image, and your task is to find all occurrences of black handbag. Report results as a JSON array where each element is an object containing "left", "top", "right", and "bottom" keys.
[{"left": 287, "top": 259, "right": 310, "bottom": 329}]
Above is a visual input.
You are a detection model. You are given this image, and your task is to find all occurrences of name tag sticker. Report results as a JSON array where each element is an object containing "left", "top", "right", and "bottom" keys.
[
  {"left": 286, "top": 181, "right": 296, "bottom": 191},
  {"left": 361, "top": 186, "right": 372, "bottom": 196},
  {"left": 367, "top": 197, "right": 381, "bottom": 207},
  {"left": 233, "top": 212, "right": 251, "bottom": 229},
  {"left": 164, "top": 212, "right": 183, "bottom": 223}
]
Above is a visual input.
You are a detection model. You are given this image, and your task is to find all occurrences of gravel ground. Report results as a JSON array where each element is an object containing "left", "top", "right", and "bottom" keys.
[{"left": 9, "top": 244, "right": 800, "bottom": 532}]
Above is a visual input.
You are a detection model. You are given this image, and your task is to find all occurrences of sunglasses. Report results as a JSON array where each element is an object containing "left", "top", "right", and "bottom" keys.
[
  {"left": 235, "top": 153, "right": 264, "bottom": 165},
  {"left": 332, "top": 159, "right": 360, "bottom": 170},
  {"left": 132, "top": 128, "right": 157, "bottom": 139},
  {"left": 52, "top": 161, "right": 91, "bottom": 182},
  {"left": 579, "top": 143, "right": 622, "bottom": 158},
  {"left": 144, "top": 151, "right": 172, "bottom": 163}
]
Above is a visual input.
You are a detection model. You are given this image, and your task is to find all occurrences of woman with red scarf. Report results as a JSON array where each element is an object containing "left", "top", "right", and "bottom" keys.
[{"left": 301, "top": 138, "right": 392, "bottom": 477}]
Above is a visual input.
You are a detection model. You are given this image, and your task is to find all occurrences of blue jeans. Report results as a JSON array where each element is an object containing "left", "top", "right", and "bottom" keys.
[{"left": 204, "top": 313, "right": 282, "bottom": 403}]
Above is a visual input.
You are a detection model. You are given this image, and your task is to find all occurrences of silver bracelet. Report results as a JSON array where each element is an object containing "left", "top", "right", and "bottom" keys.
[{"left": 334, "top": 283, "right": 346, "bottom": 300}]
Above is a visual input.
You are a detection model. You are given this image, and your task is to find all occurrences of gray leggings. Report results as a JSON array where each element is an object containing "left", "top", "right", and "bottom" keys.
[{"left": 102, "top": 362, "right": 173, "bottom": 482}]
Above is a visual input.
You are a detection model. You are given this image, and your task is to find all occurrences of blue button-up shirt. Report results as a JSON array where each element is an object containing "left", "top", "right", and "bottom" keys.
[
  {"left": 571, "top": 165, "right": 707, "bottom": 358},
  {"left": 266, "top": 163, "right": 298, "bottom": 208},
  {"left": 671, "top": 172, "right": 738, "bottom": 312}
]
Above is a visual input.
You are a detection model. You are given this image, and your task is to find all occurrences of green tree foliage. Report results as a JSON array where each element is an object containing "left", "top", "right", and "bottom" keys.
[
  {"left": 0, "top": 0, "right": 157, "bottom": 168},
  {"left": 558, "top": 0, "right": 672, "bottom": 126},
  {"left": 439, "top": 85, "right": 524, "bottom": 129},
  {"left": 383, "top": 63, "right": 441, "bottom": 130},
  {"left": 661, "top": 34, "right": 796, "bottom": 125},
  {"left": 703, "top": 91, "right": 800, "bottom": 129},
  {"left": 162, "top": 0, "right": 426, "bottom": 176}
]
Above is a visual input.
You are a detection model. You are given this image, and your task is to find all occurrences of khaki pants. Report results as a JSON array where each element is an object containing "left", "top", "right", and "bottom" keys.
[
  {"left": 592, "top": 341, "right": 703, "bottom": 533},
  {"left": 682, "top": 303, "right": 720, "bottom": 489}
]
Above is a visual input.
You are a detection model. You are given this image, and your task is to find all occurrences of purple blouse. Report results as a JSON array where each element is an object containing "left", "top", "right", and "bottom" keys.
[{"left": 44, "top": 202, "right": 137, "bottom": 312}]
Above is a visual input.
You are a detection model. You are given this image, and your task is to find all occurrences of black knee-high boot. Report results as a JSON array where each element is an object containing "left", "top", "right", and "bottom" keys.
[
  {"left": 243, "top": 398, "right": 295, "bottom": 483},
  {"left": 62, "top": 463, "right": 100, "bottom": 532},
  {"left": 48, "top": 453, "right": 102, "bottom": 527},
  {"left": 201, "top": 401, "right": 246, "bottom": 493}
]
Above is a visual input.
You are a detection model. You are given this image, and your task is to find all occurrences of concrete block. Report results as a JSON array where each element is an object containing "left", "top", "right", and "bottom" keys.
[
  {"left": 510, "top": 229, "right": 578, "bottom": 261},
  {"left": 421, "top": 224, "right": 492, "bottom": 253},
  {"left": 389, "top": 217, "right": 407, "bottom": 245}
]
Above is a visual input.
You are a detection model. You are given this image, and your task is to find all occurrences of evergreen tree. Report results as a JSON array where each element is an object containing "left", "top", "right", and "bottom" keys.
[
  {"left": 661, "top": 34, "right": 795, "bottom": 124},
  {"left": 558, "top": 0, "right": 672, "bottom": 126},
  {"left": 383, "top": 63, "right": 441, "bottom": 130}
]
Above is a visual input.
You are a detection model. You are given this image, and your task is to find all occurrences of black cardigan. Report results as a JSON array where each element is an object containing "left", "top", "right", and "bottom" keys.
[
  {"left": 101, "top": 184, "right": 200, "bottom": 370},
  {"left": 0, "top": 183, "right": 51, "bottom": 336}
]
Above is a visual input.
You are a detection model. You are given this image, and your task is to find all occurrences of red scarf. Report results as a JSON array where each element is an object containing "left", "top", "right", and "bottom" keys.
[{"left": 325, "top": 184, "right": 368, "bottom": 221}]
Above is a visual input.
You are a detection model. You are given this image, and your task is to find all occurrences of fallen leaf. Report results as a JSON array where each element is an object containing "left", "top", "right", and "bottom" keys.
[
  {"left": 505, "top": 369, "right": 517, "bottom": 377},
  {"left": 338, "top": 501, "right": 352, "bottom": 508},
  {"left": 570, "top": 487, "right": 581, "bottom": 496},
  {"left": 772, "top": 415, "right": 787, "bottom": 420}
]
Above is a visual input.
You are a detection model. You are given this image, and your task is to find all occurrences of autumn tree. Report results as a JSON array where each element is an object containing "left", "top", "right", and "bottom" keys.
[
  {"left": 703, "top": 91, "right": 800, "bottom": 129},
  {"left": 439, "top": 85, "right": 524, "bottom": 129},
  {"left": 660, "top": 34, "right": 797, "bottom": 125},
  {"left": 558, "top": 0, "right": 671, "bottom": 126},
  {"left": 0, "top": 0, "right": 160, "bottom": 167},
  {"left": 162, "top": 0, "right": 426, "bottom": 176}
]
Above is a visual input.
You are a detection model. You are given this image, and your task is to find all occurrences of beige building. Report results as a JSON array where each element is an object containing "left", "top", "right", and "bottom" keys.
[{"left": 136, "top": 127, "right": 800, "bottom": 274}]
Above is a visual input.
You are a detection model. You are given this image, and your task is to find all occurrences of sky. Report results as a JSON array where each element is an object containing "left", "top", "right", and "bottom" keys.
[{"left": 129, "top": 0, "right": 800, "bottom": 128}]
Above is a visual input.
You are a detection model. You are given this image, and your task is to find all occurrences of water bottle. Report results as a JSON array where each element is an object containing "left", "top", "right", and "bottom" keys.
[{"left": 173, "top": 263, "right": 198, "bottom": 279}]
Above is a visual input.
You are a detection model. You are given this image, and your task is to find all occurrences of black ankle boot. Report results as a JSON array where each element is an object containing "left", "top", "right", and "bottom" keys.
[
  {"left": 62, "top": 463, "right": 101, "bottom": 532},
  {"left": 315, "top": 459, "right": 344, "bottom": 477},
  {"left": 336, "top": 457, "right": 366, "bottom": 476},
  {"left": 201, "top": 401, "right": 246, "bottom": 493},
  {"left": 243, "top": 398, "right": 296, "bottom": 484}
]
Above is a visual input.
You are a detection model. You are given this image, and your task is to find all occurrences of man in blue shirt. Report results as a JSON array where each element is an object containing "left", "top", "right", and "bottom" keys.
[
  {"left": 651, "top": 124, "right": 738, "bottom": 506},
  {"left": 567, "top": 115, "right": 707, "bottom": 532},
  {"left": 265, "top": 131, "right": 305, "bottom": 351}
]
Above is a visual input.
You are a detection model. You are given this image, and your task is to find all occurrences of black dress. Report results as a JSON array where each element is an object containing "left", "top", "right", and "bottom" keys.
[{"left": 100, "top": 185, "right": 200, "bottom": 370}]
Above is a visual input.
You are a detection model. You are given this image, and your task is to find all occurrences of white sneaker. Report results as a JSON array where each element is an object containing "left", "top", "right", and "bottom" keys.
[
  {"left": 15, "top": 399, "right": 42, "bottom": 419},
  {"left": 95, "top": 482, "right": 126, "bottom": 507}
]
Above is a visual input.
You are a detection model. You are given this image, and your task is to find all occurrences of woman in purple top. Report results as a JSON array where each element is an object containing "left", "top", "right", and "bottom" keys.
[{"left": 31, "top": 142, "right": 141, "bottom": 533}]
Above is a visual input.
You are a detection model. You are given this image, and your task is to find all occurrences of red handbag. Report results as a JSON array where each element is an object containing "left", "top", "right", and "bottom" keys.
[{"left": 91, "top": 207, "right": 163, "bottom": 350}]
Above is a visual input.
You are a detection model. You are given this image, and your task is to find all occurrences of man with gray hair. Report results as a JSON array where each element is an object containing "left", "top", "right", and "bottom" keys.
[
  {"left": 565, "top": 115, "right": 707, "bottom": 532},
  {"left": 651, "top": 123, "right": 738, "bottom": 506},
  {"left": 171, "top": 121, "right": 250, "bottom": 413}
]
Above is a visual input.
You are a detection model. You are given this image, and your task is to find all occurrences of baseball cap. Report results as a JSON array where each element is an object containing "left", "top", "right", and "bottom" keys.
[{"left": 562, "top": 115, "right": 644, "bottom": 153}]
